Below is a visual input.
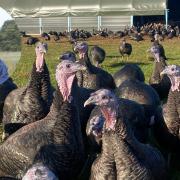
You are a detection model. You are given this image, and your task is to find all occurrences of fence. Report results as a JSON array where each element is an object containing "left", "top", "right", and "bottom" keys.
[{"left": 15, "top": 16, "right": 131, "bottom": 34}]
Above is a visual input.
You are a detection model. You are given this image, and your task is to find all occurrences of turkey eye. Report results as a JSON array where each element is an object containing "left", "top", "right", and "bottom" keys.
[
  {"left": 102, "top": 96, "right": 107, "bottom": 99},
  {"left": 66, "top": 64, "right": 71, "bottom": 68},
  {"left": 172, "top": 68, "right": 174, "bottom": 71}
]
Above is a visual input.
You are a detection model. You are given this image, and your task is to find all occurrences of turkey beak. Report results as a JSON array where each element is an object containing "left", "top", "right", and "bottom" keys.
[
  {"left": 84, "top": 96, "right": 96, "bottom": 107},
  {"left": 41, "top": 45, "right": 47, "bottom": 54},
  {"left": 42, "top": 51, "right": 46, "bottom": 55},
  {"left": 40, "top": 48, "right": 47, "bottom": 54}
]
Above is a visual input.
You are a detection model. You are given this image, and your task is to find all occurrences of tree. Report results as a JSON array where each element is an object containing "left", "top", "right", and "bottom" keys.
[{"left": 0, "top": 20, "right": 21, "bottom": 51}]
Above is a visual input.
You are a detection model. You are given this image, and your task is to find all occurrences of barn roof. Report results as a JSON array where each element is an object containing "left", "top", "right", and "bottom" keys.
[{"left": 1, "top": 0, "right": 167, "bottom": 18}]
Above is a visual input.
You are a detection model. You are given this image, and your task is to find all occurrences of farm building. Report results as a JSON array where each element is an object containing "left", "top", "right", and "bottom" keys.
[{"left": 0, "top": 0, "right": 168, "bottom": 34}]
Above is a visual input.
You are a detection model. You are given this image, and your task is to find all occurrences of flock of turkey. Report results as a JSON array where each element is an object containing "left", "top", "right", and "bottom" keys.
[
  {"left": 0, "top": 35, "right": 179, "bottom": 180},
  {"left": 23, "top": 22, "right": 180, "bottom": 47}
]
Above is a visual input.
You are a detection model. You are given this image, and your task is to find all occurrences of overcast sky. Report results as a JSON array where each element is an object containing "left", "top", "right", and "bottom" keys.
[{"left": 0, "top": 7, "right": 12, "bottom": 28}]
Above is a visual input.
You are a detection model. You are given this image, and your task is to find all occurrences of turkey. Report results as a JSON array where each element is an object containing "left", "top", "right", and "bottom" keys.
[
  {"left": 59, "top": 51, "right": 94, "bottom": 118},
  {"left": 2, "top": 42, "right": 53, "bottom": 139},
  {"left": 147, "top": 40, "right": 167, "bottom": 62},
  {"left": 59, "top": 51, "right": 76, "bottom": 62},
  {"left": 20, "top": 31, "right": 30, "bottom": 38},
  {"left": 113, "top": 64, "right": 145, "bottom": 87},
  {"left": 58, "top": 51, "right": 95, "bottom": 149},
  {"left": 152, "top": 106, "right": 180, "bottom": 153},
  {"left": 86, "top": 95, "right": 149, "bottom": 154},
  {"left": 149, "top": 45, "right": 170, "bottom": 100},
  {"left": 154, "top": 32, "right": 164, "bottom": 42},
  {"left": 85, "top": 89, "right": 167, "bottom": 180},
  {"left": 116, "top": 79, "right": 160, "bottom": 124},
  {"left": 74, "top": 42, "right": 116, "bottom": 90},
  {"left": 0, "top": 60, "right": 17, "bottom": 122},
  {"left": 152, "top": 106, "right": 180, "bottom": 171},
  {"left": 48, "top": 31, "right": 60, "bottom": 42},
  {"left": 130, "top": 32, "right": 143, "bottom": 42},
  {"left": 22, "top": 163, "right": 58, "bottom": 180},
  {"left": 174, "top": 26, "right": 180, "bottom": 37},
  {"left": 160, "top": 65, "right": 180, "bottom": 138},
  {"left": 0, "top": 60, "right": 85, "bottom": 179},
  {"left": 26, "top": 37, "right": 39, "bottom": 45},
  {"left": 41, "top": 32, "right": 50, "bottom": 41},
  {"left": 119, "top": 39, "right": 132, "bottom": 60},
  {"left": 149, "top": 40, "right": 167, "bottom": 61},
  {"left": 53, "top": 34, "right": 60, "bottom": 42},
  {"left": 115, "top": 31, "right": 125, "bottom": 38},
  {"left": 89, "top": 46, "right": 106, "bottom": 67},
  {"left": 86, "top": 107, "right": 104, "bottom": 152},
  {"left": 167, "top": 29, "right": 175, "bottom": 39}
]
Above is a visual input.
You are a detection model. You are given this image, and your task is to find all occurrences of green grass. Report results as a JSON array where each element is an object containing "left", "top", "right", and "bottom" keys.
[
  {"left": 0, "top": 36, "right": 180, "bottom": 179},
  {"left": 11, "top": 37, "right": 180, "bottom": 87}
]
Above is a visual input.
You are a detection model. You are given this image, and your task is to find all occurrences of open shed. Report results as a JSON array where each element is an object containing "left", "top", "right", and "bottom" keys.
[{"left": 0, "top": 0, "right": 167, "bottom": 33}]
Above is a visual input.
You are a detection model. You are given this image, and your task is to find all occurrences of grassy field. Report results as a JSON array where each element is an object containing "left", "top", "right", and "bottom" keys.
[
  {"left": 0, "top": 36, "right": 180, "bottom": 179},
  {"left": 11, "top": 36, "right": 180, "bottom": 87}
]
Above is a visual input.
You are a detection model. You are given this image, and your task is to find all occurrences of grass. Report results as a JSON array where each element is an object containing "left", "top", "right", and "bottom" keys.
[
  {"left": 11, "top": 36, "right": 180, "bottom": 87},
  {"left": 0, "top": 36, "right": 180, "bottom": 179}
]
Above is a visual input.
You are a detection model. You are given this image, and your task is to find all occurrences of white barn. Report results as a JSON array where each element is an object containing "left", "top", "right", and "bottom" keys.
[{"left": 0, "top": 0, "right": 167, "bottom": 34}]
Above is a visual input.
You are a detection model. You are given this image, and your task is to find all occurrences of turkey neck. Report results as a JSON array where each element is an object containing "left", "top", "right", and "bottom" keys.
[
  {"left": 50, "top": 79, "right": 84, "bottom": 150},
  {"left": 26, "top": 62, "right": 46, "bottom": 97},
  {"left": 45, "top": 89, "right": 63, "bottom": 123},
  {"left": 40, "top": 63, "right": 53, "bottom": 106},
  {"left": 110, "top": 118, "right": 150, "bottom": 176},
  {"left": 80, "top": 52, "right": 93, "bottom": 72},
  {"left": 100, "top": 105, "right": 118, "bottom": 131},
  {"left": 100, "top": 103, "right": 140, "bottom": 148},
  {"left": 100, "top": 104, "right": 142, "bottom": 148},
  {"left": 168, "top": 75, "right": 180, "bottom": 92},
  {"left": 77, "top": 53, "right": 95, "bottom": 88},
  {"left": 112, "top": 113, "right": 155, "bottom": 166},
  {"left": 52, "top": 75, "right": 80, "bottom": 116},
  {"left": 151, "top": 60, "right": 167, "bottom": 82}
]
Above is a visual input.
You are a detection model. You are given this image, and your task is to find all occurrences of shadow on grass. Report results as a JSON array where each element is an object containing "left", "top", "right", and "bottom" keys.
[{"left": 108, "top": 61, "right": 150, "bottom": 68}]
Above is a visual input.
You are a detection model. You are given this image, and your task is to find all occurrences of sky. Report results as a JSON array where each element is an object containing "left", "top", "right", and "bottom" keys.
[{"left": 0, "top": 7, "right": 12, "bottom": 28}]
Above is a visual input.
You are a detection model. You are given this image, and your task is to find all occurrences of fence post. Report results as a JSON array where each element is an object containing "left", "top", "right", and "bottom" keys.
[
  {"left": 68, "top": 16, "right": 71, "bottom": 32},
  {"left": 165, "top": 9, "right": 169, "bottom": 29},
  {"left": 39, "top": 18, "right": 42, "bottom": 35},
  {"left": 98, "top": 16, "right": 102, "bottom": 30},
  {"left": 130, "top": 16, "right": 133, "bottom": 27}
]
